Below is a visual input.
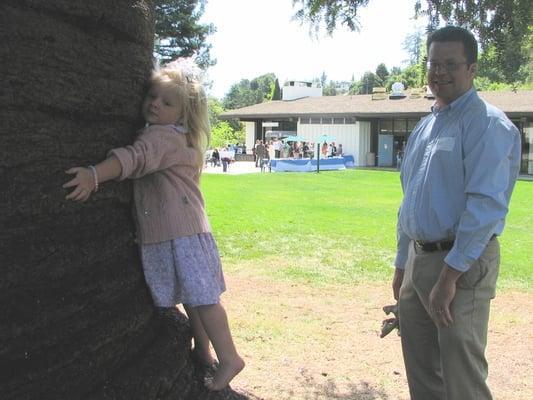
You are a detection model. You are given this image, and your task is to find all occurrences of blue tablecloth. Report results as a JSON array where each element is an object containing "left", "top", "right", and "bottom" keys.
[{"left": 270, "top": 155, "right": 354, "bottom": 172}]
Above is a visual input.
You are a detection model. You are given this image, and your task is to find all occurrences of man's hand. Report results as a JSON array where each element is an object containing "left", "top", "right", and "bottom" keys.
[
  {"left": 380, "top": 303, "right": 400, "bottom": 338},
  {"left": 392, "top": 268, "right": 405, "bottom": 300},
  {"left": 428, "top": 264, "right": 462, "bottom": 327}
]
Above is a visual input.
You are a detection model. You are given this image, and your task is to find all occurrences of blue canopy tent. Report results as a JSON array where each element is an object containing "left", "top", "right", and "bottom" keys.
[
  {"left": 317, "top": 134, "right": 336, "bottom": 142},
  {"left": 282, "top": 135, "right": 307, "bottom": 142}
]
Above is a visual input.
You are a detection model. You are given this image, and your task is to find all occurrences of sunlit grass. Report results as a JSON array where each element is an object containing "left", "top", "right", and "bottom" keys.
[{"left": 201, "top": 169, "right": 532, "bottom": 291}]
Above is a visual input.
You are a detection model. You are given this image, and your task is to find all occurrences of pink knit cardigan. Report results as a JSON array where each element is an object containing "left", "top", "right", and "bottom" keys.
[{"left": 109, "top": 124, "right": 211, "bottom": 244}]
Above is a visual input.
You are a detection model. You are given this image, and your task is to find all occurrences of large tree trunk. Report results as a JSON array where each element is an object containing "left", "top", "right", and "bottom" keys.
[{"left": 0, "top": 1, "right": 246, "bottom": 399}]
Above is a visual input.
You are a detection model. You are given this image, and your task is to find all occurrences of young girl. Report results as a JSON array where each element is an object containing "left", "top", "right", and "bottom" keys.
[{"left": 63, "top": 59, "right": 244, "bottom": 391}]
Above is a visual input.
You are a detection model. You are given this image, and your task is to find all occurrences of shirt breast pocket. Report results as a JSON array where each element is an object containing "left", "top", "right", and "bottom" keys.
[
  {"left": 435, "top": 136, "right": 455, "bottom": 152},
  {"left": 430, "top": 135, "right": 460, "bottom": 173}
]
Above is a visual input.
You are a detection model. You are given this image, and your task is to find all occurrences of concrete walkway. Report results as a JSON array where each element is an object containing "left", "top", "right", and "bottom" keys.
[
  {"left": 203, "top": 162, "right": 533, "bottom": 180},
  {"left": 203, "top": 161, "right": 261, "bottom": 175}
]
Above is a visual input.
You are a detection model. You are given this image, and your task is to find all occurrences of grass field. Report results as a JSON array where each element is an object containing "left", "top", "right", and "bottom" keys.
[
  {"left": 199, "top": 169, "right": 532, "bottom": 399},
  {"left": 201, "top": 169, "right": 532, "bottom": 290}
]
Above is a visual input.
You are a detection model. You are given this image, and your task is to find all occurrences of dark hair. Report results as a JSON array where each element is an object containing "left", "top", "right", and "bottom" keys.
[{"left": 427, "top": 26, "right": 478, "bottom": 64}]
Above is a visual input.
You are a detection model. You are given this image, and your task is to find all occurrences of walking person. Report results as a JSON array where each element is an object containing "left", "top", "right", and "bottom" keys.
[
  {"left": 220, "top": 146, "right": 232, "bottom": 173},
  {"left": 255, "top": 140, "right": 266, "bottom": 168},
  {"left": 392, "top": 26, "right": 520, "bottom": 400},
  {"left": 274, "top": 138, "right": 282, "bottom": 158},
  {"left": 211, "top": 147, "right": 220, "bottom": 167},
  {"left": 63, "top": 59, "right": 244, "bottom": 391}
]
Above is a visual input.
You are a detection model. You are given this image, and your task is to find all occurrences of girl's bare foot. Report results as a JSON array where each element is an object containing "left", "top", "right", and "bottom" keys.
[{"left": 204, "top": 356, "right": 245, "bottom": 391}]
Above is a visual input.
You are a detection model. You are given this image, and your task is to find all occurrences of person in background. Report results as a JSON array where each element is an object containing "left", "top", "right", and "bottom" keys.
[
  {"left": 255, "top": 140, "right": 265, "bottom": 167},
  {"left": 395, "top": 147, "right": 404, "bottom": 171},
  {"left": 282, "top": 140, "right": 290, "bottom": 158},
  {"left": 63, "top": 59, "right": 244, "bottom": 391},
  {"left": 220, "top": 145, "right": 232, "bottom": 173},
  {"left": 211, "top": 147, "right": 220, "bottom": 167},
  {"left": 292, "top": 142, "right": 301, "bottom": 159},
  {"left": 274, "top": 138, "right": 282, "bottom": 158},
  {"left": 268, "top": 140, "right": 275, "bottom": 160},
  {"left": 392, "top": 26, "right": 520, "bottom": 400},
  {"left": 321, "top": 142, "right": 328, "bottom": 157},
  {"left": 337, "top": 143, "right": 343, "bottom": 156},
  {"left": 328, "top": 142, "right": 337, "bottom": 158},
  {"left": 301, "top": 142, "right": 310, "bottom": 158},
  {"left": 253, "top": 139, "right": 259, "bottom": 166},
  {"left": 261, "top": 142, "right": 271, "bottom": 172}
]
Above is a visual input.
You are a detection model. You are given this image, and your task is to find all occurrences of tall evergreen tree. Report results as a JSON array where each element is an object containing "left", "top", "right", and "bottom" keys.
[
  {"left": 320, "top": 71, "right": 328, "bottom": 88},
  {"left": 403, "top": 28, "right": 424, "bottom": 65},
  {"left": 154, "top": 0, "right": 215, "bottom": 68},
  {"left": 323, "top": 81, "right": 338, "bottom": 96},
  {"left": 375, "top": 63, "right": 389, "bottom": 87},
  {"left": 358, "top": 71, "right": 376, "bottom": 94},
  {"left": 271, "top": 78, "right": 282, "bottom": 100}
]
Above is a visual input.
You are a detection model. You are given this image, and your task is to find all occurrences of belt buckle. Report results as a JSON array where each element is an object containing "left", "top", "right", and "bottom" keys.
[{"left": 414, "top": 241, "right": 424, "bottom": 252}]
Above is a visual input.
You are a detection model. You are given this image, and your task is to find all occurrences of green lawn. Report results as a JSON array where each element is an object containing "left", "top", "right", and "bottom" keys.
[{"left": 201, "top": 169, "right": 532, "bottom": 291}]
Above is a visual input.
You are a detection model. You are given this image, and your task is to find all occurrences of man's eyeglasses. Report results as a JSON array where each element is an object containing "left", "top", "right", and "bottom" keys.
[{"left": 426, "top": 61, "right": 469, "bottom": 73}]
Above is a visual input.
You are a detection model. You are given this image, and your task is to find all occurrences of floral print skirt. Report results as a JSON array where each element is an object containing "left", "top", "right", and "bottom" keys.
[{"left": 140, "top": 233, "right": 226, "bottom": 307}]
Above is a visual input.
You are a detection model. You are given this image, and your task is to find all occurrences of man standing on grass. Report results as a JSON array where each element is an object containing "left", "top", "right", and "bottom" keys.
[{"left": 392, "top": 26, "right": 520, "bottom": 400}]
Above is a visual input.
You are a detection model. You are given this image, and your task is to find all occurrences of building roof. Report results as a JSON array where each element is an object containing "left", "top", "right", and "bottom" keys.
[{"left": 221, "top": 90, "right": 533, "bottom": 120}]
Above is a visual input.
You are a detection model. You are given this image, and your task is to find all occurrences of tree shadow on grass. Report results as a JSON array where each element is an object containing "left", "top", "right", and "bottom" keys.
[
  {"left": 227, "top": 368, "right": 393, "bottom": 400},
  {"left": 292, "top": 368, "right": 392, "bottom": 400},
  {"left": 301, "top": 381, "right": 391, "bottom": 400}
]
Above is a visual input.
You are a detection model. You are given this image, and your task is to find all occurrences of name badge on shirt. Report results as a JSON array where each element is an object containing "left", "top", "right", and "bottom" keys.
[{"left": 435, "top": 136, "right": 455, "bottom": 152}]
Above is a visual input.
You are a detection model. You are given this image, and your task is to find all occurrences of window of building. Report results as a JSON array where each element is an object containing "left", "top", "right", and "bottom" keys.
[
  {"left": 345, "top": 117, "right": 356, "bottom": 124},
  {"left": 393, "top": 119, "right": 407, "bottom": 135},
  {"left": 300, "top": 117, "right": 310, "bottom": 124},
  {"left": 380, "top": 119, "right": 393, "bottom": 134},
  {"left": 407, "top": 119, "right": 419, "bottom": 132},
  {"left": 321, "top": 117, "right": 332, "bottom": 124},
  {"left": 310, "top": 117, "right": 321, "bottom": 124},
  {"left": 333, "top": 117, "right": 344, "bottom": 124}
]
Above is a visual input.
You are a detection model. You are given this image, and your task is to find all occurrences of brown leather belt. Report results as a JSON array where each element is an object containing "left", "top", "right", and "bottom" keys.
[{"left": 414, "top": 235, "right": 496, "bottom": 253}]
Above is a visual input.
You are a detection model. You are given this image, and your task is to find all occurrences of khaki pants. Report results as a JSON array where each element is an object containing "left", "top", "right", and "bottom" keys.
[{"left": 399, "top": 239, "right": 500, "bottom": 400}]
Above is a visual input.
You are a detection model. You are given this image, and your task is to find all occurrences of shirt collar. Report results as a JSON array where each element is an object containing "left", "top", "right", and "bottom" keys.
[
  {"left": 146, "top": 123, "right": 187, "bottom": 134},
  {"left": 431, "top": 87, "right": 476, "bottom": 115},
  {"left": 172, "top": 124, "right": 187, "bottom": 134}
]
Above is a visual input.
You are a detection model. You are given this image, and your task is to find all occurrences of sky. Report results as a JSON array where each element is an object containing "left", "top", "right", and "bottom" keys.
[{"left": 200, "top": 0, "right": 428, "bottom": 99}]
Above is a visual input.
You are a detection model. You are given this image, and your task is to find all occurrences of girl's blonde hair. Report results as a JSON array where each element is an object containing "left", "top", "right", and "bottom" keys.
[{"left": 149, "top": 59, "right": 210, "bottom": 170}]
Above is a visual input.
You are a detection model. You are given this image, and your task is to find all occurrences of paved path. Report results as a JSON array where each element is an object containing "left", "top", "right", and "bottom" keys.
[{"left": 203, "top": 161, "right": 262, "bottom": 175}]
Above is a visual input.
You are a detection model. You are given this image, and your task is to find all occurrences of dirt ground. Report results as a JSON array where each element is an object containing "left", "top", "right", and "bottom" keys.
[{"left": 219, "top": 273, "right": 532, "bottom": 400}]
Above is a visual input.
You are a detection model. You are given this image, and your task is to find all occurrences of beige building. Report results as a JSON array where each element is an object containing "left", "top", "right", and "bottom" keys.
[{"left": 222, "top": 89, "right": 533, "bottom": 175}]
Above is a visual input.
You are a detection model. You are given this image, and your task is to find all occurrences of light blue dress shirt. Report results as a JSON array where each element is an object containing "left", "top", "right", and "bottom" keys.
[{"left": 395, "top": 88, "right": 521, "bottom": 272}]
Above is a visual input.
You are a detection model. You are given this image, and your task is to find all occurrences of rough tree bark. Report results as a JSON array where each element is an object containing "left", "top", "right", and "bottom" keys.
[{"left": 0, "top": 1, "right": 247, "bottom": 399}]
